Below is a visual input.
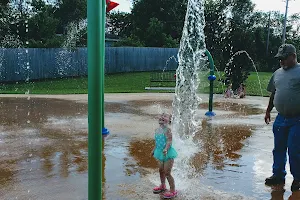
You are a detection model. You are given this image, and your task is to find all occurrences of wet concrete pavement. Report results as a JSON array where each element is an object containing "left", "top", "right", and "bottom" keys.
[{"left": 0, "top": 93, "right": 299, "bottom": 199}]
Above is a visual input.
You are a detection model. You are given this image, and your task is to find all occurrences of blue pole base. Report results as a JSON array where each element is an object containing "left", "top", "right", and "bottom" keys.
[
  {"left": 205, "top": 111, "right": 216, "bottom": 117},
  {"left": 208, "top": 75, "right": 216, "bottom": 81},
  {"left": 102, "top": 127, "right": 110, "bottom": 137}
]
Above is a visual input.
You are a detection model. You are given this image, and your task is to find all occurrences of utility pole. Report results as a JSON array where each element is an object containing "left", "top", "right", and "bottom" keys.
[
  {"left": 266, "top": 12, "right": 271, "bottom": 55},
  {"left": 282, "top": 0, "right": 289, "bottom": 44}
]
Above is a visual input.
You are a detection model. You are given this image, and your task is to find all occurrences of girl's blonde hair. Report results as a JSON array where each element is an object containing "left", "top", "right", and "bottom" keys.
[{"left": 162, "top": 113, "right": 172, "bottom": 124}]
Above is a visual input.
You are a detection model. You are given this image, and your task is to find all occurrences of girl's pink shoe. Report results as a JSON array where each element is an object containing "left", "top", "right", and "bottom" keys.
[
  {"left": 153, "top": 184, "right": 166, "bottom": 194},
  {"left": 163, "top": 190, "right": 178, "bottom": 199}
]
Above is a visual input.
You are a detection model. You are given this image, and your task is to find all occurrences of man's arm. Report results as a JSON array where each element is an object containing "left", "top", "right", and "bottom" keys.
[
  {"left": 265, "top": 92, "right": 275, "bottom": 124},
  {"left": 266, "top": 92, "right": 275, "bottom": 113}
]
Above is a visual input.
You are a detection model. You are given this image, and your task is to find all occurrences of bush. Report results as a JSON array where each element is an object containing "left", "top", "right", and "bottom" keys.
[{"left": 223, "top": 51, "right": 253, "bottom": 91}]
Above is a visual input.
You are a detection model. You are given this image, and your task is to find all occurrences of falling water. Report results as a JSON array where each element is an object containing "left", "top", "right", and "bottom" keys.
[
  {"left": 62, "top": 20, "right": 87, "bottom": 48},
  {"left": 24, "top": 18, "right": 31, "bottom": 97},
  {"left": 214, "top": 65, "right": 224, "bottom": 92},
  {"left": 0, "top": 48, "right": 4, "bottom": 78},
  {"left": 148, "top": 1, "right": 259, "bottom": 199},
  {"left": 172, "top": 0, "right": 207, "bottom": 139},
  {"left": 148, "top": 0, "right": 209, "bottom": 196},
  {"left": 163, "top": 55, "right": 178, "bottom": 72},
  {"left": 56, "top": 20, "right": 87, "bottom": 76},
  {"left": 169, "top": 0, "right": 208, "bottom": 189},
  {"left": 226, "top": 50, "right": 263, "bottom": 97}
]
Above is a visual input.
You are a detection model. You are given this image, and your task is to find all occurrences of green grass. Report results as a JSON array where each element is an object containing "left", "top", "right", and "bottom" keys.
[
  {"left": 0, "top": 71, "right": 272, "bottom": 96},
  {"left": 198, "top": 71, "right": 272, "bottom": 97},
  {"left": 0, "top": 77, "right": 89, "bottom": 94},
  {"left": 105, "top": 72, "right": 155, "bottom": 93}
]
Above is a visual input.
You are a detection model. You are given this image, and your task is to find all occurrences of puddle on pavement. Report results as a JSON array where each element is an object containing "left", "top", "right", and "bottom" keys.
[
  {"left": 200, "top": 102, "right": 264, "bottom": 116},
  {"left": 0, "top": 97, "right": 297, "bottom": 199},
  {"left": 191, "top": 121, "right": 253, "bottom": 172},
  {"left": 128, "top": 121, "right": 296, "bottom": 199},
  {"left": 0, "top": 97, "right": 89, "bottom": 199},
  {"left": 105, "top": 100, "right": 172, "bottom": 118},
  {"left": 0, "top": 97, "right": 144, "bottom": 199},
  {"left": 129, "top": 139, "right": 157, "bottom": 169},
  {"left": 105, "top": 100, "right": 264, "bottom": 118},
  {"left": 0, "top": 97, "right": 87, "bottom": 128},
  {"left": 103, "top": 137, "right": 141, "bottom": 200},
  {"left": 128, "top": 123, "right": 253, "bottom": 173}
]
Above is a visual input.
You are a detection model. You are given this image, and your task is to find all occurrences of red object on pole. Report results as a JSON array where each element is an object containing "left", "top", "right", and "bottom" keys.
[{"left": 106, "top": 0, "right": 119, "bottom": 13}]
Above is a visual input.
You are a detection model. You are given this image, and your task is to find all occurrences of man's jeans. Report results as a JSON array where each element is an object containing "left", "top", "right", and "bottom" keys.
[{"left": 272, "top": 114, "right": 300, "bottom": 180}]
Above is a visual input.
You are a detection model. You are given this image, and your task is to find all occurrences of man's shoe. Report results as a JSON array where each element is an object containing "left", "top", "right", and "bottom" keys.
[
  {"left": 291, "top": 180, "right": 300, "bottom": 192},
  {"left": 265, "top": 175, "right": 285, "bottom": 186}
]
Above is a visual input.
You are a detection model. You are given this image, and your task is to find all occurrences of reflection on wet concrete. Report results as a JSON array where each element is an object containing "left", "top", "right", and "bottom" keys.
[
  {"left": 0, "top": 160, "right": 16, "bottom": 187},
  {"left": 0, "top": 96, "right": 298, "bottom": 199},
  {"left": 129, "top": 139, "right": 156, "bottom": 169},
  {"left": 128, "top": 123, "right": 253, "bottom": 173},
  {"left": 0, "top": 97, "right": 169, "bottom": 199},
  {"left": 191, "top": 120, "right": 253, "bottom": 171},
  {"left": 288, "top": 191, "right": 300, "bottom": 200},
  {"left": 0, "top": 97, "right": 89, "bottom": 199},
  {"left": 0, "top": 97, "right": 87, "bottom": 127},
  {"left": 103, "top": 136, "right": 140, "bottom": 199},
  {"left": 269, "top": 185, "right": 300, "bottom": 200},
  {"left": 200, "top": 102, "right": 264, "bottom": 115},
  {"left": 128, "top": 121, "right": 300, "bottom": 199},
  {"left": 105, "top": 102, "right": 138, "bottom": 114},
  {"left": 105, "top": 100, "right": 264, "bottom": 119},
  {"left": 270, "top": 184, "right": 286, "bottom": 200},
  {"left": 106, "top": 100, "right": 172, "bottom": 117}
]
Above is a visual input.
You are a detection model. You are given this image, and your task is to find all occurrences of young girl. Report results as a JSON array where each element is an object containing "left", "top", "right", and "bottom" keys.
[
  {"left": 151, "top": 113, "right": 178, "bottom": 199},
  {"left": 237, "top": 83, "right": 246, "bottom": 98},
  {"left": 224, "top": 83, "right": 234, "bottom": 98}
]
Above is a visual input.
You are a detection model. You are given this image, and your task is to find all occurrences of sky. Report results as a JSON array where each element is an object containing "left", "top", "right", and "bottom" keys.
[{"left": 113, "top": 0, "right": 300, "bottom": 15}]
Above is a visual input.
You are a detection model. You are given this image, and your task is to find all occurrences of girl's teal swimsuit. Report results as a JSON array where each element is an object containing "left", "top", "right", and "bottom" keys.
[{"left": 153, "top": 127, "right": 178, "bottom": 162}]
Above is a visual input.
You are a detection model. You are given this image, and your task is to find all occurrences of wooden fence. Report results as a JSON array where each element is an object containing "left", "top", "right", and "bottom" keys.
[{"left": 0, "top": 47, "right": 179, "bottom": 82}]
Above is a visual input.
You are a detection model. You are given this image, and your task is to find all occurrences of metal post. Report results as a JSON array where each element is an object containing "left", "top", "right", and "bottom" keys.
[
  {"left": 282, "top": 0, "right": 289, "bottom": 44},
  {"left": 87, "top": 0, "right": 104, "bottom": 199},
  {"left": 266, "top": 12, "right": 271, "bottom": 55},
  {"left": 205, "top": 50, "right": 216, "bottom": 117}
]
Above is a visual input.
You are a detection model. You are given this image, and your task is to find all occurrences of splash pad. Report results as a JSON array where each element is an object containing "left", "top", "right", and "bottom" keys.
[{"left": 89, "top": 0, "right": 218, "bottom": 198}]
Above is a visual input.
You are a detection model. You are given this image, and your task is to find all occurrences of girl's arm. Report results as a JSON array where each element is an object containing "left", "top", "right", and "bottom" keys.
[
  {"left": 151, "top": 129, "right": 157, "bottom": 156},
  {"left": 163, "top": 128, "right": 172, "bottom": 153}
]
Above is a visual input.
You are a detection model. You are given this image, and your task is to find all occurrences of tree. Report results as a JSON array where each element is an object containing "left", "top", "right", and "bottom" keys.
[
  {"left": 144, "top": 17, "right": 177, "bottom": 47},
  {"left": 288, "top": 13, "right": 300, "bottom": 39},
  {"left": 106, "top": 11, "right": 132, "bottom": 37},
  {"left": 204, "top": 0, "right": 230, "bottom": 68},
  {"left": 27, "top": 0, "right": 62, "bottom": 47},
  {"left": 223, "top": 0, "right": 255, "bottom": 58},
  {"left": 114, "top": 0, "right": 188, "bottom": 47},
  {"left": 3, "top": 0, "right": 33, "bottom": 47},
  {"left": 53, "top": 0, "right": 87, "bottom": 34},
  {"left": 113, "top": 35, "right": 144, "bottom": 47},
  {"left": 0, "top": 0, "right": 11, "bottom": 46},
  {"left": 224, "top": 51, "right": 252, "bottom": 91}
]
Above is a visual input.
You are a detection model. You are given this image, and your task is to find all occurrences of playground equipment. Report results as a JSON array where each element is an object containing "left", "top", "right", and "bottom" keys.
[
  {"left": 205, "top": 50, "right": 216, "bottom": 117},
  {"left": 87, "top": 0, "right": 118, "bottom": 199}
]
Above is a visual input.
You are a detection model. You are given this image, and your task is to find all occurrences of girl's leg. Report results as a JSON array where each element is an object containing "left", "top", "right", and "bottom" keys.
[
  {"left": 164, "top": 159, "right": 175, "bottom": 191},
  {"left": 159, "top": 161, "right": 166, "bottom": 186},
  {"left": 153, "top": 161, "right": 166, "bottom": 194}
]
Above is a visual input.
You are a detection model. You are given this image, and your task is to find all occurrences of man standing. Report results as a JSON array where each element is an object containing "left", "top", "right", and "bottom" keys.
[{"left": 264, "top": 44, "right": 300, "bottom": 192}]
